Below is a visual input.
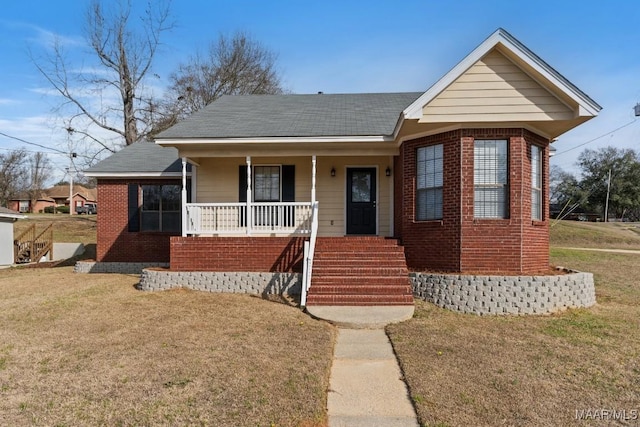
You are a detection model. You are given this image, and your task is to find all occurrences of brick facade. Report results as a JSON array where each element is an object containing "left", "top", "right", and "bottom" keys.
[
  {"left": 396, "top": 128, "right": 550, "bottom": 274},
  {"left": 170, "top": 236, "right": 305, "bottom": 272},
  {"left": 96, "top": 179, "right": 180, "bottom": 263}
]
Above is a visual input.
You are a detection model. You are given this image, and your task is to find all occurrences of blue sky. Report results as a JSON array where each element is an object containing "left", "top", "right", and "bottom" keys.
[{"left": 1, "top": 0, "right": 639, "bottom": 182}]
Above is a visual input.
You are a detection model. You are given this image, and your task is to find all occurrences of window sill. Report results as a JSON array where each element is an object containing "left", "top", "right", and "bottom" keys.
[
  {"left": 532, "top": 220, "right": 546, "bottom": 227},
  {"left": 414, "top": 219, "right": 444, "bottom": 225},
  {"left": 472, "top": 218, "right": 511, "bottom": 225},
  {"left": 136, "top": 231, "right": 181, "bottom": 235}
]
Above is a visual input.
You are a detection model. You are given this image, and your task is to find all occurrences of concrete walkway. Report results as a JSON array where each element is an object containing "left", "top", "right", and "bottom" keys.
[{"left": 327, "top": 328, "right": 419, "bottom": 427}]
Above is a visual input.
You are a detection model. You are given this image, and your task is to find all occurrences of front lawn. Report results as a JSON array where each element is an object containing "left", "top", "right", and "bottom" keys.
[
  {"left": 388, "top": 249, "right": 640, "bottom": 426},
  {"left": 0, "top": 267, "right": 335, "bottom": 426}
]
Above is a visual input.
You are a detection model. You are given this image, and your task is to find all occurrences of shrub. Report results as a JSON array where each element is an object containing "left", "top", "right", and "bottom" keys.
[
  {"left": 43, "top": 206, "right": 55, "bottom": 214},
  {"left": 56, "top": 206, "right": 70, "bottom": 214}
]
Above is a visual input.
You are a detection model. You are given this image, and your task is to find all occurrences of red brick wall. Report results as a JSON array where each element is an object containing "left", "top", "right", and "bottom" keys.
[
  {"left": 96, "top": 179, "right": 179, "bottom": 263},
  {"left": 170, "top": 237, "right": 305, "bottom": 272},
  {"left": 398, "top": 128, "right": 550, "bottom": 274},
  {"left": 397, "top": 131, "right": 462, "bottom": 271}
]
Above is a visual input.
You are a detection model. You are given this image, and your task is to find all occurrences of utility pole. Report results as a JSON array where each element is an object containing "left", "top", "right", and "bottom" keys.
[
  {"left": 604, "top": 168, "right": 612, "bottom": 222},
  {"left": 68, "top": 152, "right": 77, "bottom": 215}
]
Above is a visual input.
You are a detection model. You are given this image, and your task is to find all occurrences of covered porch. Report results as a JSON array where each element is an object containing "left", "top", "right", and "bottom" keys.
[{"left": 178, "top": 154, "right": 396, "bottom": 238}]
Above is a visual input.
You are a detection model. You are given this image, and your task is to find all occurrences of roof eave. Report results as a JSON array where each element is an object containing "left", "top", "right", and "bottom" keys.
[
  {"left": 155, "top": 135, "right": 395, "bottom": 145},
  {"left": 85, "top": 172, "right": 189, "bottom": 178}
]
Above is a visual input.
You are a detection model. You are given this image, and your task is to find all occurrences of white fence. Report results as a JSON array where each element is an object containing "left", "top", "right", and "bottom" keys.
[{"left": 185, "top": 202, "right": 313, "bottom": 235}]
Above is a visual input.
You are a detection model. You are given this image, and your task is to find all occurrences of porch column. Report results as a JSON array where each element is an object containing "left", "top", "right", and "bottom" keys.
[
  {"left": 311, "top": 155, "right": 317, "bottom": 203},
  {"left": 246, "top": 156, "right": 252, "bottom": 235},
  {"left": 181, "top": 157, "right": 187, "bottom": 237}
]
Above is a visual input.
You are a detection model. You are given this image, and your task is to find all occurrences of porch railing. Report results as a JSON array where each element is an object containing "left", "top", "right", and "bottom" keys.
[{"left": 185, "top": 202, "right": 313, "bottom": 235}]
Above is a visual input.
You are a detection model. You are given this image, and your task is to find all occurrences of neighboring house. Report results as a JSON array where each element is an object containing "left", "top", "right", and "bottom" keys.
[
  {"left": 84, "top": 29, "right": 600, "bottom": 306},
  {"left": 46, "top": 184, "right": 98, "bottom": 212},
  {"left": 9, "top": 185, "right": 97, "bottom": 213},
  {"left": 0, "top": 207, "right": 25, "bottom": 265},
  {"left": 8, "top": 193, "right": 55, "bottom": 213}
]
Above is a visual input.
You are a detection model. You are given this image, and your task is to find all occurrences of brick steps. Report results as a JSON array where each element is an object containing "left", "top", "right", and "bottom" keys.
[
  {"left": 306, "top": 237, "right": 413, "bottom": 307},
  {"left": 304, "top": 294, "right": 414, "bottom": 306}
]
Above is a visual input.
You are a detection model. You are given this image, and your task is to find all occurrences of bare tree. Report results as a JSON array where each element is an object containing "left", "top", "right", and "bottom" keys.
[
  {"left": 152, "top": 32, "right": 284, "bottom": 135},
  {"left": 27, "top": 152, "right": 51, "bottom": 211},
  {"left": 32, "top": 0, "right": 173, "bottom": 154},
  {"left": 0, "top": 150, "right": 28, "bottom": 208}
]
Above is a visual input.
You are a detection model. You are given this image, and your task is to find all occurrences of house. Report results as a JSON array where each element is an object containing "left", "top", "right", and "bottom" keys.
[
  {"left": 45, "top": 184, "right": 98, "bottom": 213},
  {"left": 84, "top": 29, "right": 600, "bottom": 309},
  {"left": 9, "top": 185, "right": 97, "bottom": 214},
  {"left": 8, "top": 193, "right": 55, "bottom": 214},
  {"left": 0, "top": 207, "right": 26, "bottom": 266}
]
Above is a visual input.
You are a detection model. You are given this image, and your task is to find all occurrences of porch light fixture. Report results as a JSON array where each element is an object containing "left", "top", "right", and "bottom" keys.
[
  {"left": 385, "top": 166, "right": 391, "bottom": 177},
  {"left": 331, "top": 167, "right": 336, "bottom": 177}
]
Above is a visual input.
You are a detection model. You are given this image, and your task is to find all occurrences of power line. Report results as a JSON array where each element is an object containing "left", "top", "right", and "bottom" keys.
[
  {"left": 554, "top": 119, "right": 637, "bottom": 157},
  {"left": 0, "top": 131, "right": 70, "bottom": 155}
]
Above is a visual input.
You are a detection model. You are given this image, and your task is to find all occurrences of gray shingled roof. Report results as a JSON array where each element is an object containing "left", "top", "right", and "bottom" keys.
[
  {"left": 85, "top": 141, "right": 182, "bottom": 174},
  {"left": 156, "top": 92, "right": 422, "bottom": 139}
]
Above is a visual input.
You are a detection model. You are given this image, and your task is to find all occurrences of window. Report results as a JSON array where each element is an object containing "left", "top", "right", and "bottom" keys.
[
  {"left": 474, "top": 139, "right": 508, "bottom": 218},
  {"left": 140, "top": 184, "right": 181, "bottom": 232},
  {"left": 19, "top": 201, "right": 29, "bottom": 213},
  {"left": 416, "top": 144, "right": 443, "bottom": 220},
  {"left": 531, "top": 145, "right": 543, "bottom": 221},
  {"left": 253, "top": 166, "right": 280, "bottom": 202}
]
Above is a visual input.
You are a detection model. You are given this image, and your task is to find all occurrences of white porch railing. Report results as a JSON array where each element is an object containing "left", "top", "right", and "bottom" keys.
[
  {"left": 185, "top": 202, "right": 313, "bottom": 235},
  {"left": 301, "top": 201, "right": 319, "bottom": 307}
]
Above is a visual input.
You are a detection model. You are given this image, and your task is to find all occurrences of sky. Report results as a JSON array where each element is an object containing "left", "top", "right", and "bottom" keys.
[{"left": 1, "top": 0, "right": 640, "bottom": 184}]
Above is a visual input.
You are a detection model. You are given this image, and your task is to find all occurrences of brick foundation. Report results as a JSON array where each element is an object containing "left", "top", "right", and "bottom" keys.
[{"left": 170, "top": 236, "right": 305, "bottom": 272}]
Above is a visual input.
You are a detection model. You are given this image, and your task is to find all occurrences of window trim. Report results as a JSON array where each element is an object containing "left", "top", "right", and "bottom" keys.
[
  {"left": 253, "top": 164, "right": 282, "bottom": 202},
  {"left": 139, "top": 183, "right": 182, "bottom": 233},
  {"left": 473, "top": 139, "right": 509, "bottom": 219},
  {"left": 531, "top": 144, "right": 543, "bottom": 221},
  {"left": 415, "top": 144, "right": 444, "bottom": 221}
]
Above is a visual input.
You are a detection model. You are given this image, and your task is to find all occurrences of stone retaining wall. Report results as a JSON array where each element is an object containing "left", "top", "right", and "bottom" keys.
[
  {"left": 138, "top": 269, "right": 302, "bottom": 295},
  {"left": 410, "top": 270, "right": 595, "bottom": 315},
  {"left": 74, "top": 261, "right": 169, "bottom": 274}
]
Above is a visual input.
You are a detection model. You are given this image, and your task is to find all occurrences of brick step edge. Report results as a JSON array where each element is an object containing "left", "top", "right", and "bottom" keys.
[
  {"left": 307, "top": 285, "right": 413, "bottom": 295},
  {"left": 312, "top": 269, "right": 409, "bottom": 276},
  {"left": 311, "top": 277, "right": 410, "bottom": 286},
  {"left": 305, "top": 295, "right": 415, "bottom": 305}
]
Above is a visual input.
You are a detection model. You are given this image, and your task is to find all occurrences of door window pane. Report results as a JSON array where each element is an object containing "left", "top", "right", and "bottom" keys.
[{"left": 351, "top": 171, "right": 371, "bottom": 202}]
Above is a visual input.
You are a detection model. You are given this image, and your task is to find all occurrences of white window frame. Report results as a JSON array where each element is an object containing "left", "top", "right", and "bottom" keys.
[
  {"left": 253, "top": 165, "right": 281, "bottom": 202},
  {"left": 474, "top": 139, "right": 509, "bottom": 219},
  {"left": 416, "top": 144, "right": 444, "bottom": 221},
  {"left": 531, "top": 145, "right": 543, "bottom": 221}
]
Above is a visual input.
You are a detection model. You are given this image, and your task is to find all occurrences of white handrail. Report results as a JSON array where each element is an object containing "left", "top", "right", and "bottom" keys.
[{"left": 301, "top": 201, "right": 319, "bottom": 307}]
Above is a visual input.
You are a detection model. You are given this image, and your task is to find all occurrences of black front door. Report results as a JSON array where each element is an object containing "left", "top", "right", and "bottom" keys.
[{"left": 346, "top": 168, "right": 377, "bottom": 235}]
